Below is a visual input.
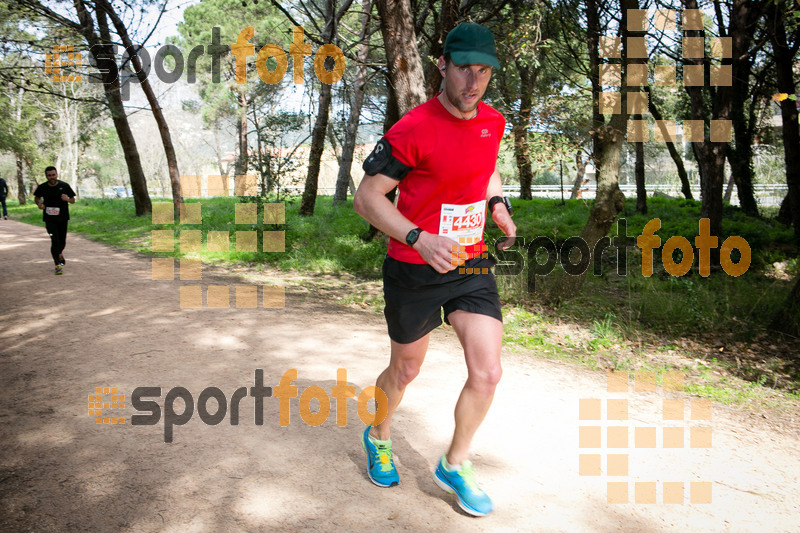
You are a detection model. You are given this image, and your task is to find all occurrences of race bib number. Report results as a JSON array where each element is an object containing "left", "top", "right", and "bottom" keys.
[
  {"left": 439, "top": 200, "right": 486, "bottom": 241},
  {"left": 45, "top": 207, "right": 60, "bottom": 216}
]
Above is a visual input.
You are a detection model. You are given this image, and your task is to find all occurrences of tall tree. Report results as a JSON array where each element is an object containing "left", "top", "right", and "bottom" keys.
[
  {"left": 96, "top": 0, "right": 183, "bottom": 212},
  {"left": 551, "top": 0, "right": 637, "bottom": 299},
  {"left": 299, "top": 0, "right": 354, "bottom": 215},
  {"left": 422, "top": 0, "right": 459, "bottom": 100},
  {"left": 1, "top": 84, "right": 38, "bottom": 204},
  {"left": 333, "top": 0, "right": 373, "bottom": 205},
  {"left": 633, "top": 113, "right": 646, "bottom": 213},
  {"left": 179, "top": 0, "right": 287, "bottom": 188},
  {"left": 647, "top": 87, "right": 693, "bottom": 199},
  {"left": 722, "top": 0, "right": 765, "bottom": 217},
  {"left": 17, "top": 0, "right": 152, "bottom": 215},
  {"left": 496, "top": 1, "right": 544, "bottom": 200},
  {"left": 680, "top": 0, "right": 757, "bottom": 252},
  {"left": 375, "top": 0, "right": 427, "bottom": 120},
  {"left": 0, "top": 4, "right": 48, "bottom": 203},
  {"left": 767, "top": 0, "right": 800, "bottom": 240},
  {"left": 269, "top": 0, "right": 354, "bottom": 215}
]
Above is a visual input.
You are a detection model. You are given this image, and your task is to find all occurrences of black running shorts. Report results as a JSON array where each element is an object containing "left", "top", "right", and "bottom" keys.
[{"left": 382, "top": 254, "right": 503, "bottom": 344}]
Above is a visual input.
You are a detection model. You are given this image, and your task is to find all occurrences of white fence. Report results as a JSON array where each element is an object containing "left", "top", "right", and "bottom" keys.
[
  {"left": 499, "top": 183, "right": 789, "bottom": 207},
  {"left": 79, "top": 182, "right": 789, "bottom": 208}
]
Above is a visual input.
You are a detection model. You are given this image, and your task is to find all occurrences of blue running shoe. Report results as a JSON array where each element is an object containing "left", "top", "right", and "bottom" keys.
[
  {"left": 433, "top": 455, "right": 493, "bottom": 516},
  {"left": 361, "top": 426, "right": 399, "bottom": 487}
]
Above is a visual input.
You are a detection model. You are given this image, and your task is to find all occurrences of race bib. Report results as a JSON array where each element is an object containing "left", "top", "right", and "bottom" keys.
[
  {"left": 45, "top": 207, "right": 60, "bottom": 216},
  {"left": 438, "top": 200, "right": 486, "bottom": 242}
]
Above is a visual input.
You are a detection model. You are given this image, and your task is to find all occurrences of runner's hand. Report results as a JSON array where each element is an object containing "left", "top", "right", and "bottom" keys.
[
  {"left": 414, "top": 232, "right": 463, "bottom": 274},
  {"left": 61, "top": 194, "right": 69, "bottom": 201},
  {"left": 491, "top": 205, "right": 516, "bottom": 249}
]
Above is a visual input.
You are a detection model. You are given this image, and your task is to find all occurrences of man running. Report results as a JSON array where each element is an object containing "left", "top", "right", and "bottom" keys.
[
  {"left": 0, "top": 176, "right": 8, "bottom": 219},
  {"left": 34, "top": 167, "right": 76, "bottom": 275},
  {"left": 353, "top": 23, "right": 515, "bottom": 516}
]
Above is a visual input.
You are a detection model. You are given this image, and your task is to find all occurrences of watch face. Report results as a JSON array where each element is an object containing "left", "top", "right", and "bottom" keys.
[{"left": 406, "top": 228, "right": 421, "bottom": 246}]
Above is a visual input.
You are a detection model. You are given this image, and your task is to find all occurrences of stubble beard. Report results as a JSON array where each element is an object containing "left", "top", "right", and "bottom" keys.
[{"left": 444, "top": 87, "right": 480, "bottom": 116}]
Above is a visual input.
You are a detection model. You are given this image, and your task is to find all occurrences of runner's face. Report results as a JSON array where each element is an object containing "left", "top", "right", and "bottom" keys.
[
  {"left": 45, "top": 170, "right": 58, "bottom": 185},
  {"left": 441, "top": 62, "right": 492, "bottom": 116}
]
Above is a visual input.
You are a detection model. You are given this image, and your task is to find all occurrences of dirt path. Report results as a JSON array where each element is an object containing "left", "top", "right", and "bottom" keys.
[{"left": 1, "top": 220, "right": 799, "bottom": 532}]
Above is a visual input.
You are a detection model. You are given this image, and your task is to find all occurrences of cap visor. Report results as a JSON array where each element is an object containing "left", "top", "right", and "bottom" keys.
[{"left": 449, "top": 51, "right": 500, "bottom": 69}]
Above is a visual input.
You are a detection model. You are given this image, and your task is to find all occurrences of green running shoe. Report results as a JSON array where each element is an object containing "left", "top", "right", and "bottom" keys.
[
  {"left": 55, "top": 265, "right": 63, "bottom": 275},
  {"left": 433, "top": 455, "right": 493, "bottom": 516},
  {"left": 361, "top": 426, "right": 399, "bottom": 487}
]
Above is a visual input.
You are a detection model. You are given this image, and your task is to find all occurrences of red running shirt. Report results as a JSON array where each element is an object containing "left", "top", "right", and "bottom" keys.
[{"left": 383, "top": 96, "right": 506, "bottom": 264}]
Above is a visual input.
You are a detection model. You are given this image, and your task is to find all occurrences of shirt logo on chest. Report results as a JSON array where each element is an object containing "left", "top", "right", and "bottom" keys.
[{"left": 480, "top": 129, "right": 490, "bottom": 138}]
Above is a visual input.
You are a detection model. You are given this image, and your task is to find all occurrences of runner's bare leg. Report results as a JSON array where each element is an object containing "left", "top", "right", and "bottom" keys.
[
  {"left": 445, "top": 310, "right": 503, "bottom": 465},
  {"left": 371, "top": 334, "right": 430, "bottom": 441}
]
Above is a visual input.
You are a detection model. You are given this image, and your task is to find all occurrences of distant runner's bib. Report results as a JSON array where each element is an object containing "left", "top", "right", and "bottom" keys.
[
  {"left": 438, "top": 200, "right": 486, "bottom": 242},
  {"left": 45, "top": 207, "right": 60, "bottom": 216}
]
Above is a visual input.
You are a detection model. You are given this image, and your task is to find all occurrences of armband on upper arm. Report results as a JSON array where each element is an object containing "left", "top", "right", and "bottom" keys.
[{"left": 362, "top": 138, "right": 412, "bottom": 181}]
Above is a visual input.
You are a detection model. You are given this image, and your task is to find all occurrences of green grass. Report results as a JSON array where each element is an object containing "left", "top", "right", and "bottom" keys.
[
  {"left": 10, "top": 196, "right": 386, "bottom": 278},
  {"left": 685, "top": 380, "right": 768, "bottom": 406},
  {"left": 8, "top": 194, "right": 799, "bottom": 403}
]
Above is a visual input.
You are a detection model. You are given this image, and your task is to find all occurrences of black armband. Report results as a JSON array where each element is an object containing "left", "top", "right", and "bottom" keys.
[{"left": 362, "top": 138, "right": 412, "bottom": 181}]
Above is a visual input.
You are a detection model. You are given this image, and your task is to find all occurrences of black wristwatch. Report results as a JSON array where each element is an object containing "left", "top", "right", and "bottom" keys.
[
  {"left": 488, "top": 196, "right": 513, "bottom": 216},
  {"left": 405, "top": 227, "right": 423, "bottom": 247}
]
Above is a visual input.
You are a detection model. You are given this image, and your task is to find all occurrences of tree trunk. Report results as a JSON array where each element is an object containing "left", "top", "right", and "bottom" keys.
[
  {"left": 300, "top": 0, "right": 339, "bottom": 216},
  {"left": 512, "top": 53, "right": 535, "bottom": 200},
  {"left": 423, "top": 0, "right": 459, "bottom": 100},
  {"left": 334, "top": 0, "right": 372, "bottom": 206},
  {"left": 76, "top": 0, "right": 150, "bottom": 215},
  {"left": 104, "top": 78, "right": 151, "bottom": 214},
  {"left": 726, "top": 0, "right": 761, "bottom": 217},
  {"left": 634, "top": 114, "right": 646, "bottom": 213},
  {"left": 769, "top": 0, "right": 800, "bottom": 241},
  {"left": 512, "top": 117, "right": 534, "bottom": 200},
  {"left": 235, "top": 89, "right": 248, "bottom": 177},
  {"left": 648, "top": 91, "right": 693, "bottom": 199},
  {"left": 777, "top": 193, "right": 792, "bottom": 225},
  {"left": 683, "top": 0, "right": 735, "bottom": 249},
  {"left": 570, "top": 151, "right": 587, "bottom": 199},
  {"left": 12, "top": 86, "right": 27, "bottom": 205},
  {"left": 251, "top": 105, "right": 267, "bottom": 196},
  {"left": 727, "top": 114, "right": 758, "bottom": 213},
  {"left": 300, "top": 82, "right": 332, "bottom": 215},
  {"left": 98, "top": 0, "right": 183, "bottom": 212},
  {"left": 549, "top": 0, "right": 633, "bottom": 300},
  {"left": 56, "top": 87, "right": 80, "bottom": 195},
  {"left": 15, "top": 156, "right": 26, "bottom": 205},
  {"left": 375, "top": 0, "right": 427, "bottom": 118},
  {"left": 771, "top": 273, "right": 800, "bottom": 337},
  {"left": 723, "top": 171, "right": 735, "bottom": 203},
  {"left": 213, "top": 129, "right": 226, "bottom": 176},
  {"left": 365, "top": 0, "right": 427, "bottom": 238}
]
